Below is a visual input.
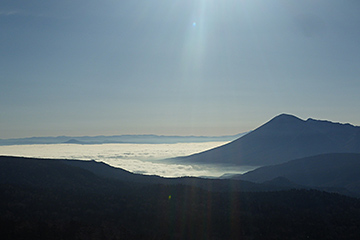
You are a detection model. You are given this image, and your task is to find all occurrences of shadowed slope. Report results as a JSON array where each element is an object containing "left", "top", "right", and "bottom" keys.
[
  {"left": 237, "top": 153, "right": 360, "bottom": 195},
  {"left": 2, "top": 156, "right": 360, "bottom": 239},
  {"left": 172, "top": 114, "right": 360, "bottom": 166},
  {"left": 0, "top": 156, "right": 292, "bottom": 193}
]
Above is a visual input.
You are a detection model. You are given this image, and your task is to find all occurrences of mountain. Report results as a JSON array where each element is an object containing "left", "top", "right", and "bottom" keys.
[
  {"left": 170, "top": 114, "right": 360, "bottom": 166},
  {"left": 0, "top": 156, "right": 117, "bottom": 191},
  {"left": 0, "top": 133, "right": 246, "bottom": 146},
  {"left": 2, "top": 156, "right": 360, "bottom": 239},
  {"left": 0, "top": 156, "right": 291, "bottom": 193},
  {"left": 235, "top": 153, "right": 360, "bottom": 196},
  {"left": 63, "top": 139, "right": 87, "bottom": 144}
]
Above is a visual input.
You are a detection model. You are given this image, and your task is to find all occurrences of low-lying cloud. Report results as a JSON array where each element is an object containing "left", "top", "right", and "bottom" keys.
[{"left": 0, "top": 142, "right": 254, "bottom": 178}]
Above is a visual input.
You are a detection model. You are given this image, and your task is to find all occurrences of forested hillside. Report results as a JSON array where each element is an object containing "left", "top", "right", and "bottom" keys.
[{"left": 1, "top": 156, "right": 360, "bottom": 239}]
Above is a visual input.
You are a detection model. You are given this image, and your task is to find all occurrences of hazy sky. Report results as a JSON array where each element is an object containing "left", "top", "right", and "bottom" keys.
[{"left": 1, "top": 0, "right": 360, "bottom": 138}]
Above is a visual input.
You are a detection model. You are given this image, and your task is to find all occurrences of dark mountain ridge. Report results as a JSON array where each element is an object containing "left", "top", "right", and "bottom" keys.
[
  {"left": 2, "top": 155, "right": 360, "bottom": 239},
  {"left": 0, "top": 156, "right": 289, "bottom": 193},
  {"left": 235, "top": 153, "right": 360, "bottom": 196},
  {"left": 2, "top": 154, "right": 357, "bottom": 196},
  {"left": 171, "top": 113, "right": 360, "bottom": 166}
]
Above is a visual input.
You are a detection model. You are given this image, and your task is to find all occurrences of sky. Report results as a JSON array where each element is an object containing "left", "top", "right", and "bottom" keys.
[{"left": 1, "top": 0, "right": 360, "bottom": 139}]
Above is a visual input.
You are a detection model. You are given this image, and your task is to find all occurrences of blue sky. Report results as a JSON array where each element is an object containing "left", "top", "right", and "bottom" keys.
[{"left": 1, "top": 0, "right": 360, "bottom": 138}]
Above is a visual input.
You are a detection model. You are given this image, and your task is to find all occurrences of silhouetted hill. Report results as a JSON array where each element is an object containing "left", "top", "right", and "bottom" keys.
[
  {"left": 235, "top": 153, "right": 360, "bottom": 196},
  {"left": 0, "top": 156, "right": 291, "bottom": 193},
  {"left": 61, "top": 158, "right": 296, "bottom": 193},
  {"left": 0, "top": 156, "right": 125, "bottom": 192},
  {"left": 171, "top": 114, "right": 360, "bottom": 166},
  {"left": 2, "top": 156, "right": 360, "bottom": 239},
  {"left": 262, "top": 176, "right": 301, "bottom": 188},
  {"left": 62, "top": 158, "right": 166, "bottom": 184},
  {"left": 63, "top": 139, "right": 87, "bottom": 144}
]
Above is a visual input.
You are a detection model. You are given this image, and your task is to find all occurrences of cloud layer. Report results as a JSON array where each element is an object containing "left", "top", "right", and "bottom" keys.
[{"left": 0, "top": 142, "right": 254, "bottom": 177}]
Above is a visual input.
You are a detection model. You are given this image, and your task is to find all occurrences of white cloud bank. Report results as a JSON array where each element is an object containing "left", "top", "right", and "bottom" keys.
[{"left": 0, "top": 142, "right": 255, "bottom": 177}]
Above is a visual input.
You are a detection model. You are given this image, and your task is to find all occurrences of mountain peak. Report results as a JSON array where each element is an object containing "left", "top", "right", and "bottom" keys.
[
  {"left": 260, "top": 113, "right": 305, "bottom": 129},
  {"left": 272, "top": 113, "right": 304, "bottom": 122},
  {"left": 174, "top": 113, "right": 360, "bottom": 166},
  {"left": 64, "top": 139, "right": 83, "bottom": 144}
]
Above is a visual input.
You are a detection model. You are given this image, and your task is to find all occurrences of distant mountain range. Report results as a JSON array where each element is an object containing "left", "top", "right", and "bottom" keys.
[
  {"left": 0, "top": 133, "right": 246, "bottom": 145},
  {"left": 171, "top": 114, "right": 360, "bottom": 166}
]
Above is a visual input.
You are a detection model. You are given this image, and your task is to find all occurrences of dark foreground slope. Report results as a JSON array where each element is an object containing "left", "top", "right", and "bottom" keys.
[
  {"left": 2, "top": 156, "right": 360, "bottom": 239},
  {"left": 236, "top": 153, "right": 360, "bottom": 196},
  {"left": 0, "top": 156, "right": 296, "bottom": 193},
  {"left": 171, "top": 114, "right": 360, "bottom": 166}
]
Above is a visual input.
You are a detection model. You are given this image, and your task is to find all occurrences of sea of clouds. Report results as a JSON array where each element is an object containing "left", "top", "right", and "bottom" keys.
[{"left": 0, "top": 142, "right": 255, "bottom": 177}]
